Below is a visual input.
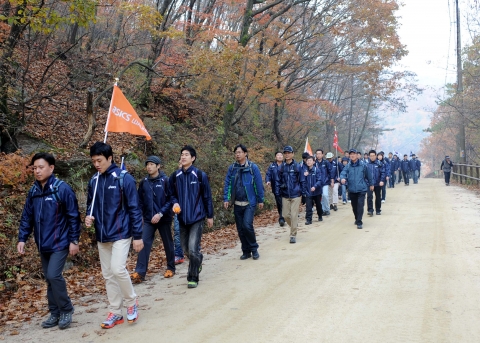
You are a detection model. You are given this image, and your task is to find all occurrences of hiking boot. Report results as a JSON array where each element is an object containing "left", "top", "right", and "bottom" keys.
[
  {"left": 305, "top": 221, "right": 312, "bottom": 225},
  {"left": 318, "top": 217, "right": 323, "bottom": 222},
  {"left": 101, "top": 313, "right": 124, "bottom": 329},
  {"left": 240, "top": 253, "right": 252, "bottom": 260},
  {"left": 376, "top": 212, "right": 381, "bottom": 215},
  {"left": 126, "top": 300, "right": 139, "bottom": 324},
  {"left": 290, "top": 236, "right": 296, "bottom": 244},
  {"left": 333, "top": 204, "right": 338, "bottom": 211},
  {"left": 164, "top": 270, "right": 175, "bottom": 278},
  {"left": 324, "top": 211, "right": 330, "bottom": 216},
  {"left": 357, "top": 224, "right": 363, "bottom": 229},
  {"left": 252, "top": 251, "right": 260, "bottom": 260},
  {"left": 175, "top": 256, "right": 185, "bottom": 264},
  {"left": 130, "top": 272, "right": 145, "bottom": 284},
  {"left": 58, "top": 310, "right": 74, "bottom": 330},
  {"left": 279, "top": 218, "right": 285, "bottom": 227},
  {"left": 188, "top": 281, "right": 198, "bottom": 288},
  {"left": 41, "top": 314, "right": 59, "bottom": 328},
  {"left": 330, "top": 204, "right": 334, "bottom": 210},
  {"left": 368, "top": 212, "right": 373, "bottom": 217}
]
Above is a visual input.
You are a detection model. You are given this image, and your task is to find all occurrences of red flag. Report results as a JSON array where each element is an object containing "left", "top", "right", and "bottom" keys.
[
  {"left": 105, "top": 85, "right": 151, "bottom": 140},
  {"left": 333, "top": 131, "right": 344, "bottom": 154}
]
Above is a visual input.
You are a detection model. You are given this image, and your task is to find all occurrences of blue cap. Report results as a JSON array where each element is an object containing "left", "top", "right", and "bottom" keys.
[
  {"left": 348, "top": 148, "right": 357, "bottom": 154},
  {"left": 283, "top": 146, "right": 294, "bottom": 153},
  {"left": 145, "top": 156, "right": 162, "bottom": 165}
]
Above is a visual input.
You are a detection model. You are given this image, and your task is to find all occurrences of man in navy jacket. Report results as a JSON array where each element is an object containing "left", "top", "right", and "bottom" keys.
[
  {"left": 340, "top": 149, "right": 374, "bottom": 229},
  {"left": 265, "top": 152, "right": 284, "bottom": 226},
  {"left": 400, "top": 154, "right": 411, "bottom": 185},
  {"left": 18, "top": 153, "right": 81, "bottom": 330},
  {"left": 303, "top": 156, "right": 323, "bottom": 224},
  {"left": 366, "top": 150, "right": 386, "bottom": 215},
  {"left": 223, "top": 144, "right": 264, "bottom": 260},
  {"left": 275, "top": 146, "right": 306, "bottom": 243},
  {"left": 130, "top": 156, "right": 175, "bottom": 284},
  {"left": 86, "top": 142, "right": 144, "bottom": 329},
  {"left": 170, "top": 145, "right": 214, "bottom": 289}
]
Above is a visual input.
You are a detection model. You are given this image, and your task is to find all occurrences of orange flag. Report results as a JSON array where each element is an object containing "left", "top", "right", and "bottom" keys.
[
  {"left": 105, "top": 85, "right": 151, "bottom": 140},
  {"left": 304, "top": 137, "right": 313, "bottom": 155}
]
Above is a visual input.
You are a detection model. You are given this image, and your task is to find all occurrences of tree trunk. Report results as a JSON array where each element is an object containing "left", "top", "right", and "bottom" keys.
[
  {"left": 353, "top": 94, "right": 373, "bottom": 148},
  {"left": 79, "top": 90, "right": 96, "bottom": 148}
]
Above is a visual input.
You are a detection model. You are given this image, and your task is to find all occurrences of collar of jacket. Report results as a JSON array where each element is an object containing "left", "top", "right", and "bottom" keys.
[
  {"left": 350, "top": 160, "right": 361, "bottom": 167},
  {"left": 147, "top": 171, "right": 166, "bottom": 181},
  {"left": 234, "top": 159, "right": 250, "bottom": 168},
  {"left": 285, "top": 159, "right": 296, "bottom": 166},
  {"left": 34, "top": 174, "right": 56, "bottom": 192},
  {"left": 101, "top": 163, "right": 118, "bottom": 176},
  {"left": 182, "top": 165, "right": 196, "bottom": 174}
]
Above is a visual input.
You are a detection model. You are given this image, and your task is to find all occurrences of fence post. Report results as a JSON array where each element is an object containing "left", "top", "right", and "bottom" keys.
[
  {"left": 470, "top": 165, "right": 474, "bottom": 185},
  {"left": 477, "top": 165, "right": 479, "bottom": 186},
  {"left": 460, "top": 165, "right": 463, "bottom": 184}
]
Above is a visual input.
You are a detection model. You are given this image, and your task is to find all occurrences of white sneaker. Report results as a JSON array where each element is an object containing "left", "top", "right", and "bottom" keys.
[{"left": 381, "top": 200, "right": 385, "bottom": 203}]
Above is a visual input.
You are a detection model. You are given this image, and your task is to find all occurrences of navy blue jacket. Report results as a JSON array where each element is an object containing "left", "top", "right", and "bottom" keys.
[
  {"left": 328, "top": 160, "right": 340, "bottom": 183},
  {"left": 223, "top": 160, "right": 264, "bottom": 207},
  {"left": 409, "top": 159, "right": 418, "bottom": 171},
  {"left": 400, "top": 159, "right": 411, "bottom": 172},
  {"left": 315, "top": 158, "right": 332, "bottom": 186},
  {"left": 18, "top": 175, "right": 81, "bottom": 253},
  {"left": 382, "top": 157, "right": 391, "bottom": 177},
  {"left": 415, "top": 159, "right": 421, "bottom": 171},
  {"left": 138, "top": 171, "right": 172, "bottom": 223},
  {"left": 265, "top": 162, "right": 281, "bottom": 191},
  {"left": 170, "top": 165, "right": 214, "bottom": 225},
  {"left": 366, "top": 159, "right": 386, "bottom": 186},
  {"left": 340, "top": 160, "right": 374, "bottom": 193},
  {"left": 274, "top": 160, "right": 306, "bottom": 198},
  {"left": 303, "top": 166, "right": 322, "bottom": 196},
  {"left": 87, "top": 164, "right": 143, "bottom": 243},
  {"left": 391, "top": 158, "right": 400, "bottom": 172}
]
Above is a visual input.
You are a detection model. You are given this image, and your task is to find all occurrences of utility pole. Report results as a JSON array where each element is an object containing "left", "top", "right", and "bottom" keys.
[{"left": 456, "top": 0, "right": 466, "bottom": 163}]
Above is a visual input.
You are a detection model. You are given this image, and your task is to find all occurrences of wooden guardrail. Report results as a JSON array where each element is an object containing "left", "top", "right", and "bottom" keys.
[{"left": 452, "top": 164, "right": 480, "bottom": 185}]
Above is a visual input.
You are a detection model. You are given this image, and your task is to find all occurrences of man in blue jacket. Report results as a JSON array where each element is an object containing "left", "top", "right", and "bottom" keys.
[
  {"left": 340, "top": 149, "right": 374, "bottom": 229},
  {"left": 275, "top": 146, "right": 306, "bottom": 243},
  {"left": 315, "top": 149, "right": 333, "bottom": 216},
  {"left": 170, "top": 145, "right": 214, "bottom": 289},
  {"left": 85, "top": 142, "right": 144, "bottom": 329},
  {"left": 388, "top": 152, "right": 396, "bottom": 187},
  {"left": 265, "top": 151, "right": 284, "bottom": 226},
  {"left": 303, "top": 156, "right": 323, "bottom": 224},
  {"left": 223, "top": 144, "right": 264, "bottom": 260},
  {"left": 18, "top": 153, "right": 81, "bottom": 330},
  {"left": 130, "top": 156, "right": 175, "bottom": 284},
  {"left": 400, "top": 154, "right": 411, "bottom": 186},
  {"left": 377, "top": 151, "right": 389, "bottom": 203},
  {"left": 410, "top": 154, "right": 420, "bottom": 184},
  {"left": 366, "top": 150, "right": 386, "bottom": 216}
]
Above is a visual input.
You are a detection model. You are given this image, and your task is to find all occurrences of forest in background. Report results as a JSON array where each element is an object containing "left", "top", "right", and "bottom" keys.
[
  {"left": 0, "top": 0, "right": 416, "bottom": 324},
  {"left": 419, "top": 2, "right": 480, "bottom": 175}
]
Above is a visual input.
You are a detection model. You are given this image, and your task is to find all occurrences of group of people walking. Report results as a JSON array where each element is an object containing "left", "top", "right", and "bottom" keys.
[{"left": 16, "top": 142, "right": 423, "bottom": 331}]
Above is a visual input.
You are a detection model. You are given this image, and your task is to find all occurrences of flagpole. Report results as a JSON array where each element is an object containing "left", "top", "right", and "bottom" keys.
[{"left": 88, "top": 78, "right": 118, "bottom": 220}]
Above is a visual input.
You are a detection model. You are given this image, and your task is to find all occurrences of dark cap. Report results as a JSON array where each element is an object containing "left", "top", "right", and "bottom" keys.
[
  {"left": 283, "top": 146, "right": 294, "bottom": 153},
  {"left": 145, "top": 155, "right": 162, "bottom": 165},
  {"left": 446, "top": 155, "right": 450, "bottom": 159},
  {"left": 342, "top": 157, "right": 349, "bottom": 162},
  {"left": 348, "top": 148, "right": 357, "bottom": 154}
]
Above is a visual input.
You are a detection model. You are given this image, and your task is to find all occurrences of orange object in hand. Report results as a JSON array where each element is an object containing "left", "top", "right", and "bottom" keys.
[{"left": 173, "top": 204, "right": 181, "bottom": 214}]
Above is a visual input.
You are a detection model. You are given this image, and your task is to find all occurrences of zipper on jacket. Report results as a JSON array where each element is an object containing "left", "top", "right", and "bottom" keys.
[
  {"left": 101, "top": 175, "right": 106, "bottom": 243},
  {"left": 38, "top": 193, "right": 43, "bottom": 253}
]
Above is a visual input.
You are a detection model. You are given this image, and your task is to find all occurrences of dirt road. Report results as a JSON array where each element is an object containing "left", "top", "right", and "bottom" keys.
[{"left": 7, "top": 178, "right": 480, "bottom": 342}]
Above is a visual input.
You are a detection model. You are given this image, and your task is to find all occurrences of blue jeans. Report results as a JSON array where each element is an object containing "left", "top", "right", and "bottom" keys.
[
  {"left": 135, "top": 219, "right": 175, "bottom": 276},
  {"left": 413, "top": 170, "right": 419, "bottom": 184},
  {"left": 342, "top": 184, "right": 349, "bottom": 202},
  {"left": 40, "top": 249, "right": 73, "bottom": 316},
  {"left": 180, "top": 219, "right": 204, "bottom": 282},
  {"left": 234, "top": 204, "right": 259, "bottom": 254},
  {"left": 173, "top": 215, "right": 184, "bottom": 257}
]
